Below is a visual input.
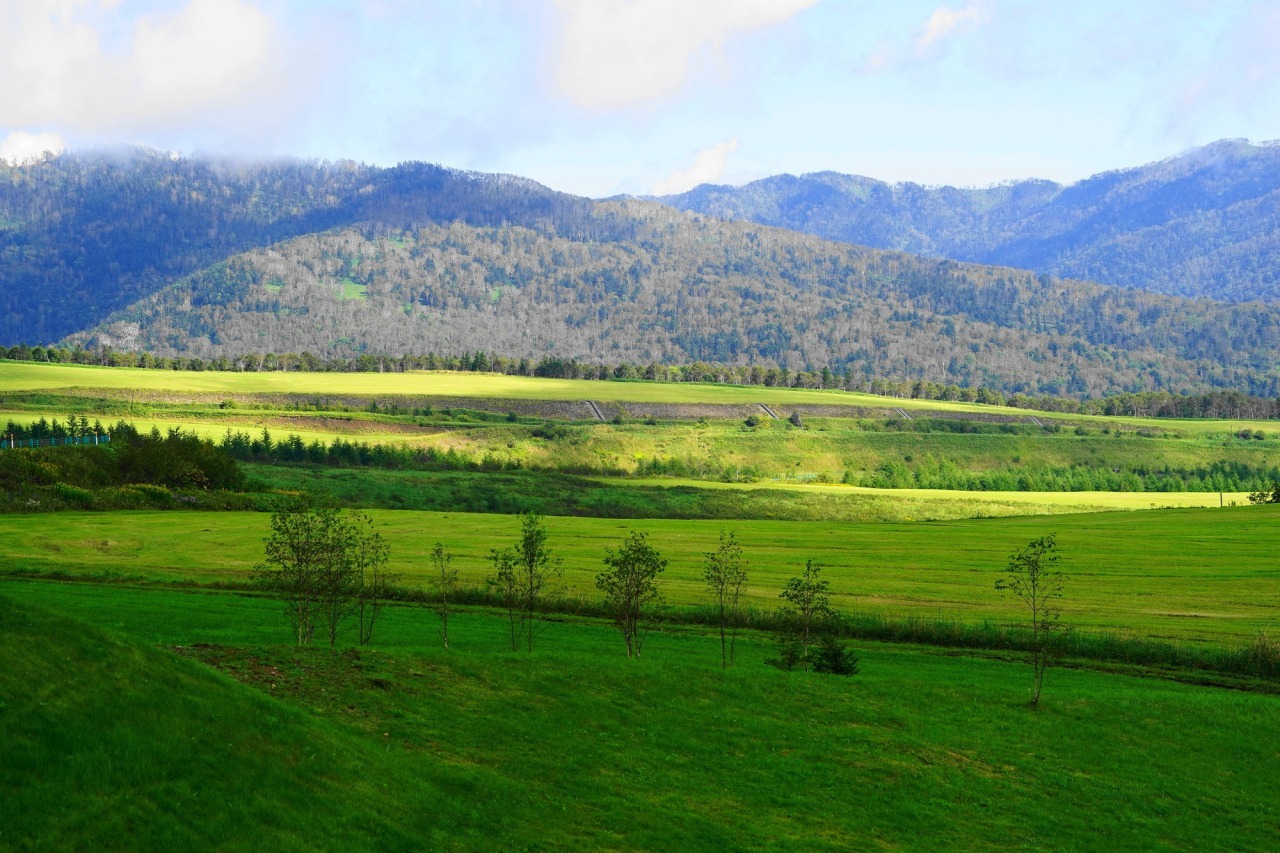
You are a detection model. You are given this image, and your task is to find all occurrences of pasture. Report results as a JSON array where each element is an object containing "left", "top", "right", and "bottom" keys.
[{"left": 3, "top": 505, "right": 1277, "bottom": 645}]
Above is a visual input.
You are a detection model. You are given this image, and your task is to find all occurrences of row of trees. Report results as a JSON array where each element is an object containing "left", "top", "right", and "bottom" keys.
[
  {"left": 256, "top": 508, "right": 1068, "bottom": 703},
  {"left": 862, "top": 458, "right": 1280, "bottom": 494}
]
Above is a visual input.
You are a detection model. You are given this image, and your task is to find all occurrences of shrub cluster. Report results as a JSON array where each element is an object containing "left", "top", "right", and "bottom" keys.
[{"left": 0, "top": 421, "right": 250, "bottom": 511}]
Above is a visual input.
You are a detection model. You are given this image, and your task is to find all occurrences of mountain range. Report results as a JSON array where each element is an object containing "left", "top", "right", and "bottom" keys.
[
  {"left": 2, "top": 143, "right": 1279, "bottom": 398},
  {"left": 659, "top": 139, "right": 1280, "bottom": 303}
]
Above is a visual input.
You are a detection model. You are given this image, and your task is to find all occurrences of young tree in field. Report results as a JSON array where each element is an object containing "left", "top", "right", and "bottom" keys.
[
  {"left": 254, "top": 504, "right": 393, "bottom": 647},
  {"left": 352, "top": 514, "right": 394, "bottom": 646},
  {"left": 487, "top": 513, "right": 561, "bottom": 652},
  {"left": 996, "top": 535, "right": 1065, "bottom": 706},
  {"left": 810, "top": 632, "right": 860, "bottom": 676},
  {"left": 488, "top": 547, "right": 521, "bottom": 651},
  {"left": 703, "top": 531, "right": 748, "bottom": 668},
  {"left": 317, "top": 529, "right": 362, "bottom": 648},
  {"left": 255, "top": 504, "right": 330, "bottom": 645},
  {"left": 776, "top": 559, "right": 834, "bottom": 671},
  {"left": 597, "top": 531, "right": 666, "bottom": 659},
  {"left": 429, "top": 542, "right": 458, "bottom": 649}
]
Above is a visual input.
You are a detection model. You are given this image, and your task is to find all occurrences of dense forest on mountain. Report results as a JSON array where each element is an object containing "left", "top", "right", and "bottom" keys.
[
  {"left": 0, "top": 149, "right": 597, "bottom": 344},
  {"left": 658, "top": 139, "right": 1280, "bottom": 302},
  {"left": 73, "top": 202, "right": 1280, "bottom": 397}
]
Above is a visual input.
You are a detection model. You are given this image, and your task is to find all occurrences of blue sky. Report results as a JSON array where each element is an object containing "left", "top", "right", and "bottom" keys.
[{"left": 2, "top": 1, "right": 1278, "bottom": 196}]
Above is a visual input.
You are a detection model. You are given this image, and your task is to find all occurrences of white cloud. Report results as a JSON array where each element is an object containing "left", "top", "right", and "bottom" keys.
[
  {"left": 550, "top": 0, "right": 820, "bottom": 110},
  {"left": 0, "top": 130, "right": 66, "bottom": 165},
  {"left": 651, "top": 139, "right": 739, "bottom": 195},
  {"left": 0, "top": 0, "right": 282, "bottom": 136},
  {"left": 860, "top": 0, "right": 992, "bottom": 73},
  {"left": 915, "top": 1, "right": 990, "bottom": 53}
]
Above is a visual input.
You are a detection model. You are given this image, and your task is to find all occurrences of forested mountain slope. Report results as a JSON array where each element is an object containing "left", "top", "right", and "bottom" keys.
[
  {"left": 0, "top": 149, "right": 595, "bottom": 344},
  {"left": 658, "top": 139, "right": 1280, "bottom": 302},
  {"left": 74, "top": 201, "right": 1280, "bottom": 398}
]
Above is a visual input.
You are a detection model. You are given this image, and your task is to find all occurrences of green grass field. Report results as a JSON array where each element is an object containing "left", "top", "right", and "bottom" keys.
[
  {"left": 4, "top": 505, "right": 1277, "bottom": 645},
  {"left": 4, "top": 583, "right": 1278, "bottom": 850},
  {"left": 5, "top": 360, "right": 1280, "bottom": 848}
]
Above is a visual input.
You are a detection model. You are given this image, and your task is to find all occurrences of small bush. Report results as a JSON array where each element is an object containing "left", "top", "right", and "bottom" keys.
[
  {"left": 52, "top": 482, "right": 94, "bottom": 507},
  {"left": 765, "top": 628, "right": 804, "bottom": 671},
  {"left": 126, "top": 483, "right": 174, "bottom": 506},
  {"left": 1248, "top": 630, "right": 1280, "bottom": 677},
  {"left": 811, "top": 633, "right": 861, "bottom": 676}
]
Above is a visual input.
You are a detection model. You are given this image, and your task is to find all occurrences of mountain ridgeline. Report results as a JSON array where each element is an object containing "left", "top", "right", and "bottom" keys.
[
  {"left": 659, "top": 139, "right": 1280, "bottom": 303},
  {"left": 5, "top": 147, "right": 1280, "bottom": 398}
]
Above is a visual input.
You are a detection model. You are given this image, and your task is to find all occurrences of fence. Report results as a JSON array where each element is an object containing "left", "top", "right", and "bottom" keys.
[{"left": 1, "top": 434, "right": 110, "bottom": 450}]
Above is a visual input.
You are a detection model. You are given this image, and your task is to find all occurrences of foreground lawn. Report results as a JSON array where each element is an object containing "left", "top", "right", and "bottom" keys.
[
  {"left": 3, "top": 581, "right": 1278, "bottom": 851},
  {"left": 3, "top": 506, "right": 1277, "bottom": 645}
]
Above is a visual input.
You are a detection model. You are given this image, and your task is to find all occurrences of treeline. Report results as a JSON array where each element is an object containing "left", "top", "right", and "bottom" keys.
[
  {"left": 7, "top": 341, "right": 1279, "bottom": 419},
  {"left": 216, "top": 428, "right": 548, "bottom": 474},
  {"left": 860, "top": 458, "right": 1280, "bottom": 494}
]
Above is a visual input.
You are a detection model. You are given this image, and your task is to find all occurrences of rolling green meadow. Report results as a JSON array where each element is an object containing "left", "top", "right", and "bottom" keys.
[
  {"left": 2, "top": 506, "right": 1278, "bottom": 645},
  {"left": 3, "top": 361, "right": 1279, "bottom": 849}
]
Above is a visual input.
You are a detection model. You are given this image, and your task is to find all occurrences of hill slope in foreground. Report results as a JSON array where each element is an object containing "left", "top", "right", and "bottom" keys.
[{"left": 3, "top": 586, "right": 1280, "bottom": 849}]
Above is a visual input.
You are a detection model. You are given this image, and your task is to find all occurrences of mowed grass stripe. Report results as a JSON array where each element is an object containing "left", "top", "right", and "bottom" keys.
[{"left": 3, "top": 505, "right": 1277, "bottom": 644}]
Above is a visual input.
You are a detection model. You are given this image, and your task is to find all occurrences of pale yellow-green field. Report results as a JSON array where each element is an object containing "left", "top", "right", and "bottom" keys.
[
  {"left": 602, "top": 477, "right": 1254, "bottom": 511},
  {"left": 3, "top": 361, "right": 1275, "bottom": 435}
]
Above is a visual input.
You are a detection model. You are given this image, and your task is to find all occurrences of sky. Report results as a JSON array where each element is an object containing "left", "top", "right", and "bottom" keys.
[{"left": 1, "top": 0, "right": 1279, "bottom": 197}]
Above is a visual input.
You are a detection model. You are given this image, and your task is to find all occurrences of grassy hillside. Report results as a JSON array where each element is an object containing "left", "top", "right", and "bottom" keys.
[
  {"left": 0, "top": 594, "right": 501, "bottom": 850},
  {"left": 4, "top": 584, "right": 1278, "bottom": 850},
  {"left": 4, "top": 506, "right": 1277, "bottom": 644}
]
